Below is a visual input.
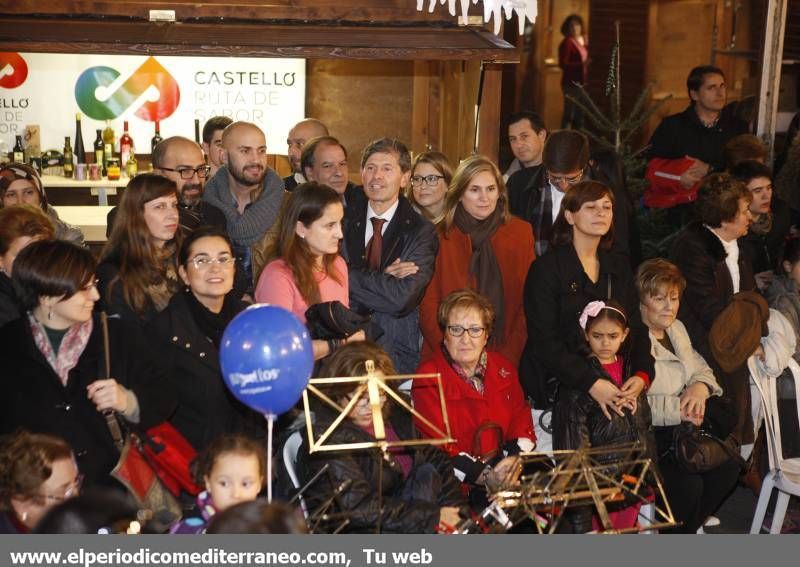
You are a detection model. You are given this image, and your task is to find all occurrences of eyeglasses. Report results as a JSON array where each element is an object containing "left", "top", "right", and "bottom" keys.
[
  {"left": 410, "top": 174, "right": 445, "bottom": 187},
  {"left": 160, "top": 165, "right": 212, "bottom": 179},
  {"left": 446, "top": 325, "right": 486, "bottom": 338},
  {"left": 36, "top": 474, "right": 83, "bottom": 503},
  {"left": 190, "top": 255, "right": 235, "bottom": 270},
  {"left": 547, "top": 169, "right": 584, "bottom": 187}
]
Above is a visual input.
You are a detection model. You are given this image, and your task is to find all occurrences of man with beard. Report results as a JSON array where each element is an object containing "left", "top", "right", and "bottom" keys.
[
  {"left": 300, "top": 135, "right": 356, "bottom": 205},
  {"left": 203, "top": 121, "right": 285, "bottom": 290},
  {"left": 285, "top": 118, "right": 329, "bottom": 191},
  {"left": 341, "top": 138, "right": 438, "bottom": 373},
  {"left": 105, "top": 137, "right": 226, "bottom": 236}
]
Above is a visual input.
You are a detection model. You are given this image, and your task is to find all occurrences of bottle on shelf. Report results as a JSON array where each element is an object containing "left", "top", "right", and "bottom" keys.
[
  {"left": 119, "top": 120, "right": 133, "bottom": 169},
  {"left": 125, "top": 153, "right": 138, "bottom": 178},
  {"left": 74, "top": 113, "right": 86, "bottom": 164},
  {"left": 102, "top": 120, "right": 115, "bottom": 172},
  {"left": 93, "top": 129, "right": 105, "bottom": 174},
  {"left": 151, "top": 120, "right": 162, "bottom": 155},
  {"left": 12, "top": 135, "right": 24, "bottom": 163},
  {"left": 63, "top": 136, "right": 74, "bottom": 178},
  {"left": 194, "top": 118, "right": 200, "bottom": 144}
]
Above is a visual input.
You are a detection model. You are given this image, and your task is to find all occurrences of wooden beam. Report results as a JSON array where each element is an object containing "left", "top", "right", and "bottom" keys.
[
  {"left": 0, "top": 17, "right": 519, "bottom": 62},
  {"left": 756, "top": 0, "right": 789, "bottom": 161},
  {"left": 477, "top": 63, "right": 502, "bottom": 162}
]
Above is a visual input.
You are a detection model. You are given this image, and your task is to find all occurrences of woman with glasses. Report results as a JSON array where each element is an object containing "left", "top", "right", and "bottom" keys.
[
  {"left": 407, "top": 151, "right": 453, "bottom": 222},
  {"left": 0, "top": 240, "right": 174, "bottom": 488},
  {"left": 97, "top": 173, "right": 182, "bottom": 326},
  {"left": 297, "top": 341, "right": 465, "bottom": 533},
  {"left": 0, "top": 431, "right": 81, "bottom": 533},
  {"left": 148, "top": 226, "right": 263, "bottom": 451},
  {"left": 256, "top": 182, "right": 364, "bottom": 360},
  {"left": 419, "top": 155, "right": 535, "bottom": 367},
  {"left": 0, "top": 162, "right": 85, "bottom": 246},
  {"left": 413, "top": 290, "right": 534, "bottom": 492}
]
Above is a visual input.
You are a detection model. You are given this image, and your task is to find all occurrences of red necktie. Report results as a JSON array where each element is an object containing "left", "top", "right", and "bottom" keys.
[{"left": 366, "top": 217, "right": 387, "bottom": 271}]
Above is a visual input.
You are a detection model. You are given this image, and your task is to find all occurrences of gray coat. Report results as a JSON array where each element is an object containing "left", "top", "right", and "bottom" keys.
[
  {"left": 342, "top": 190, "right": 438, "bottom": 374},
  {"left": 766, "top": 275, "right": 800, "bottom": 365}
]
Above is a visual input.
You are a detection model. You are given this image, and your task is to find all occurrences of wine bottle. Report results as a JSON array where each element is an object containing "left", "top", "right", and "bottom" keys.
[
  {"left": 102, "top": 120, "right": 115, "bottom": 171},
  {"left": 12, "top": 135, "right": 24, "bottom": 163},
  {"left": 74, "top": 113, "right": 86, "bottom": 164},
  {"left": 93, "top": 129, "right": 104, "bottom": 174},
  {"left": 63, "top": 136, "right": 74, "bottom": 178},
  {"left": 119, "top": 120, "right": 133, "bottom": 168},
  {"left": 194, "top": 119, "right": 200, "bottom": 144},
  {"left": 151, "top": 120, "right": 162, "bottom": 154}
]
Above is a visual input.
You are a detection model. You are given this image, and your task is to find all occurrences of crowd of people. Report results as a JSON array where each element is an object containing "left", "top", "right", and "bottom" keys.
[{"left": 1, "top": 59, "right": 800, "bottom": 535}]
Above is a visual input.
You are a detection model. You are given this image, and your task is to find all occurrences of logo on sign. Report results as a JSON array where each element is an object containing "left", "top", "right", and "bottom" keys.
[
  {"left": 74, "top": 56, "right": 180, "bottom": 121},
  {"left": 0, "top": 53, "right": 29, "bottom": 89}
]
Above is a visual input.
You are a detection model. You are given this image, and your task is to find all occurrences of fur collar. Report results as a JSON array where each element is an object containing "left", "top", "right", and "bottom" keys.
[{"left": 684, "top": 221, "right": 727, "bottom": 261}]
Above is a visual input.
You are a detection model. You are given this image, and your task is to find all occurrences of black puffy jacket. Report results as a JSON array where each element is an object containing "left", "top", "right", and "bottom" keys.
[{"left": 296, "top": 405, "right": 465, "bottom": 533}]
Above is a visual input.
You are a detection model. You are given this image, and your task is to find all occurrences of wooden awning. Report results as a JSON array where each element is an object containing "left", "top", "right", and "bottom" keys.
[{"left": 0, "top": 16, "right": 518, "bottom": 62}]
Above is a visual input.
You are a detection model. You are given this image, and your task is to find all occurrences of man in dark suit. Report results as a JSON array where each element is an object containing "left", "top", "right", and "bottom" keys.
[
  {"left": 341, "top": 138, "right": 438, "bottom": 373},
  {"left": 301, "top": 135, "right": 357, "bottom": 206}
]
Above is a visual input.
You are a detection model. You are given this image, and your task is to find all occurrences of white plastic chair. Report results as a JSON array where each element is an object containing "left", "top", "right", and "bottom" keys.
[
  {"left": 282, "top": 431, "right": 308, "bottom": 518},
  {"left": 749, "top": 358, "right": 800, "bottom": 534}
]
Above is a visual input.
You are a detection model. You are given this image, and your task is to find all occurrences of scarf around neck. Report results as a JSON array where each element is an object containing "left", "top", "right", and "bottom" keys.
[
  {"left": 453, "top": 203, "right": 505, "bottom": 346},
  {"left": 184, "top": 288, "right": 241, "bottom": 350},
  {"left": 28, "top": 313, "right": 93, "bottom": 386}
]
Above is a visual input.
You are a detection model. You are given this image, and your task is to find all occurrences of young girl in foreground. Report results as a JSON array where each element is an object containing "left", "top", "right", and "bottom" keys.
[
  {"left": 171, "top": 435, "right": 265, "bottom": 534},
  {"left": 566, "top": 300, "right": 652, "bottom": 532}
]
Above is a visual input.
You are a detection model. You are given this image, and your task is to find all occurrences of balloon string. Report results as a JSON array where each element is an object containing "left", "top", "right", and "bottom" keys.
[{"left": 267, "top": 414, "right": 274, "bottom": 503}]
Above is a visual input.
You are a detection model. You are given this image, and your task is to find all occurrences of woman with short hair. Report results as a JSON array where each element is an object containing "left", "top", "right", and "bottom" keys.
[
  {"left": 0, "top": 204, "right": 54, "bottom": 327},
  {"left": 0, "top": 431, "right": 80, "bottom": 533},
  {"left": 636, "top": 258, "right": 739, "bottom": 534},
  {"left": 419, "top": 155, "right": 535, "bottom": 367},
  {"left": 97, "top": 173, "right": 182, "bottom": 326},
  {"left": 0, "top": 240, "right": 174, "bottom": 488}
]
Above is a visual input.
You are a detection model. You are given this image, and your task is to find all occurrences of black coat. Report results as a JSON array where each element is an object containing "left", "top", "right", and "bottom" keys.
[
  {"left": 95, "top": 258, "right": 163, "bottom": 327},
  {"left": 507, "top": 164, "right": 636, "bottom": 263},
  {"left": 342, "top": 190, "right": 438, "bottom": 374},
  {"left": 670, "top": 222, "right": 756, "bottom": 357},
  {"left": 146, "top": 291, "right": 265, "bottom": 451},
  {"left": 648, "top": 106, "right": 749, "bottom": 172},
  {"left": 738, "top": 197, "right": 792, "bottom": 275},
  {"left": 0, "top": 273, "right": 21, "bottom": 329},
  {"left": 519, "top": 244, "right": 654, "bottom": 409},
  {"left": 296, "top": 405, "right": 464, "bottom": 533},
  {"left": 0, "top": 315, "right": 176, "bottom": 488}
]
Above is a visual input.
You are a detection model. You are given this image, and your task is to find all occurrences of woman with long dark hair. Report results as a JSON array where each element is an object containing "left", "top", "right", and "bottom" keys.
[
  {"left": 97, "top": 173, "right": 182, "bottom": 325},
  {"left": 255, "top": 182, "right": 363, "bottom": 360}
]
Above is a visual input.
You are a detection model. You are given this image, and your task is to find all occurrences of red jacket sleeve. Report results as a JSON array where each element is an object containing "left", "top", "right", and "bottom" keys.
[
  {"left": 644, "top": 157, "right": 701, "bottom": 209},
  {"left": 412, "top": 360, "right": 460, "bottom": 457},
  {"left": 504, "top": 366, "right": 536, "bottom": 444}
]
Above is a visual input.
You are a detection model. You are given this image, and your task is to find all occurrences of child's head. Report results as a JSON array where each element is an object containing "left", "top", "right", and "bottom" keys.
[
  {"left": 192, "top": 435, "right": 266, "bottom": 513},
  {"left": 579, "top": 300, "right": 629, "bottom": 363},
  {"left": 782, "top": 238, "right": 800, "bottom": 287}
]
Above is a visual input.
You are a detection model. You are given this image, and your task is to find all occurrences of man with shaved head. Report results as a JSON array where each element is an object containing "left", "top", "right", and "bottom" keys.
[
  {"left": 203, "top": 121, "right": 285, "bottom": 291},
  {"left": 285, "top": 118, "right": 329, "bottom": 191}
]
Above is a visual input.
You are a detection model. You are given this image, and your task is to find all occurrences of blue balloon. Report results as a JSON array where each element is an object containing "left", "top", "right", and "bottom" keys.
[{"left": 220, "top": 304, "right": 314, "bottom": 416}]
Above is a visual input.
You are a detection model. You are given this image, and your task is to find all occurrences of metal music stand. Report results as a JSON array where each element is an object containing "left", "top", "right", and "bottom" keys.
[{"left": 300, "top": 360, "right": 456, "bottom": 533}]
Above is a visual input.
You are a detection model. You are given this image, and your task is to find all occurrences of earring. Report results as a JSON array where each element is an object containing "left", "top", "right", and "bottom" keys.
[
  {"left": 48, "top": 306, "right": 53, "bottom": 321},
  {"left": 300, "top": 234, "right": 305, "bottom": 239},
  {"left": 21, "top": 511, "right": 27, "bottom": 522}
]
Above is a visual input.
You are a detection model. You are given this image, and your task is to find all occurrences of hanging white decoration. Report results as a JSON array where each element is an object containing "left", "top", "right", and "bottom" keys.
[{"left": 416, "top": 0, "right": 537, "bottom": 35}]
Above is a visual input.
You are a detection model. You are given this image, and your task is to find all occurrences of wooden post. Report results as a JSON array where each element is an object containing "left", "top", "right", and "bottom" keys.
[
  {"left": 477, "top": 63, "right": 503, "bottom": 162},
  {"left": 755, "top": 0, "right": 788, "bottom": 162}
]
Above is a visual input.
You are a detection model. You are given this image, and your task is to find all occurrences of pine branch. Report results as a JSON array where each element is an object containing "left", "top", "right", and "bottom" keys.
[{"left": 565, "top": 87, "right": 615, "bottom": 131}]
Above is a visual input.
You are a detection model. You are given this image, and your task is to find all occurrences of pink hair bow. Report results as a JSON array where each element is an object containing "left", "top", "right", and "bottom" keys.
[{"left": 579, "top": 300, "right": 607, "bottom": 330}]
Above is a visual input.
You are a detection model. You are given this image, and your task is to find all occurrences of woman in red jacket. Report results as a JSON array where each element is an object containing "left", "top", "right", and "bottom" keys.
[
  {"left": 558, "top": 14, "right": 589, "bottom": 129},
  {"left": 419, "top": 155, "right": 535, "bottom": 367},
  {"left": 414, "top": 290, "right": 534, "bottom": 487}
]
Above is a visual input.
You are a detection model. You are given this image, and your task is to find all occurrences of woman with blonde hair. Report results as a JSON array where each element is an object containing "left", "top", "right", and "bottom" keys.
[
  {"left": 97, "top": 173, "right": 182, "bottom": 325},
  {"left": 419, "top": 155, "right": 535, "bottom": 366},
  {"left": 255, "top": 182, "right": 364, "bottom": 360},
  {"left": 407, "top": 151, "right": 453, "bottom": 221}
]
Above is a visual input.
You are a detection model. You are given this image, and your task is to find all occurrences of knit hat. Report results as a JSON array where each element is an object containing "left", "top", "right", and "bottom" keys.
[
  {"left": 0, "top": 162, "right": 48, "bottom": 209},
  {"left": 709, "top": 290, "right": 769, "bottom": 373}
]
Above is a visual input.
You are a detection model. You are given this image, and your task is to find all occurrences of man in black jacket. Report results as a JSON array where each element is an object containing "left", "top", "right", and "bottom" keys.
[
  {"left": 507, "top": 129, "right": 634, "bottom": 261},
  {"left": 505, "top": 110, "right": 547, "bottom": 198},
  {"left": 284, "top": 118, "right": 329, "bottom": 191},
  {"left": 341, "top": 138, "right": 438, "bottom": 374},
  {"left": 301, "top": 135, "right": 358, "bottom": 206}
]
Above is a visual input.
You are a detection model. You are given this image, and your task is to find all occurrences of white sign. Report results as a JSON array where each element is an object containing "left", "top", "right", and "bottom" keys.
[{"left": 0, "top": 52, "right": 305, "bottom": 155}]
